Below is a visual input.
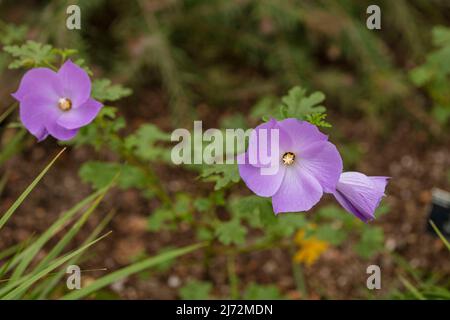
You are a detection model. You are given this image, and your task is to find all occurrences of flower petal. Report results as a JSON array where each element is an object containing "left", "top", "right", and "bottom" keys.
[
  {"left": 333, "top": 190, "right": 370, "bottom": 222},
  {"left": 57, "top": 59, "right": 91, "bottom": 107},
  {"left": 370, "top": 176, "right": 390, "bottom": 194},
  {"left": 277, "top": 119, "right": 328, "bottom": 151},
  {"left": 333, "top": 172, "right": 388, "bottom": 222},
  {"left": 238, "top": 153, "right": 286, "bottom": 197},
  {"left": 299, "top": 141, "right": 343, "bottom": 193},
  {"left": 46, "top": 121, "right": 79, "bottom": 141},
  {"left": 19, "top": 94, "right": 59, "bottom": 141},
  {"left": 12, "top": 68, "right": 62, "bottom": 101},
  {"left": 57, "top": 98, "right": 102, "bottom": 129},
  {"left": 272, "top": 167, "right": 323, "bottom": 214},
  {"left": 246, "top": 119, "right": 292, "bottom": 167}
]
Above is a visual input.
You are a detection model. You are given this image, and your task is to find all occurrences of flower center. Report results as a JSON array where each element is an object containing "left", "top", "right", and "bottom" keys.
[
  {"left": 58, "top": 98, "right": 72, "bottom": 111},
  {"left": 282, "top": 152, "right": 295, "bottom": 165}
]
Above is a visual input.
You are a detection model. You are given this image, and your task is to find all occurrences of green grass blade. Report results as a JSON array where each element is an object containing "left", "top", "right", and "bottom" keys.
[
  {"left": 35, "top": 211, "right": 115, "bottom": 299},
  {"left": 1, "top": 232, "right": 111, "bottom": 300},
  {"left": 0, "top": 172, "right": 9, "bottom": 198},
  {"left": 0, "top": 236, "right": 34, "bottom": 279},
  {"left": 429, "top": 220, "right": 450, "bottom": 251},
  {"left": 0, "top": 148, "right": 66, "bottom": 230},
  {"left": 0, "top": 102, "right": 18, "bottom": 124},
  {"left": 8, "top": 186, "right": 109, "bottom": 282},
  {"left": 0, "top": 129, "right": 26, "bottom": 167},
  {"left": 61, "top": 243, "right": 205, "bottom": 300},
  {"left": 32, "top": 192, "right": 106, "bottom": 273},
  {"left": 0, "top": 243, "right": 22, "bottom": 261},
  {"left": 399, "top": 275, "right": 426, "bottom": 300}
]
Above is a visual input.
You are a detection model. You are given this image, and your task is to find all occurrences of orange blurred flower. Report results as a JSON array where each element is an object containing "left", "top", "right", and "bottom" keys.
[{"left": 293, "top": 229, "right": 329, "bottom": 266}]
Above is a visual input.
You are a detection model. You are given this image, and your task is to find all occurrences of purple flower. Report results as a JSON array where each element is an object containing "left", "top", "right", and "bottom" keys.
[
  {"left": 332, "top": 171, "right": 389, "bottom": 222},
  {"left": 12, "top": 60, "right": 102, "bottom": 141},
  {"left": 238, "top": 118, "right": 343, "bottom": 214}
]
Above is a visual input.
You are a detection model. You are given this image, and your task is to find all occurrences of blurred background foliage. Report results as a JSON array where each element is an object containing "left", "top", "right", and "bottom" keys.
[{"left": 1, "top": 0, "right": 450, "bottom": 132}]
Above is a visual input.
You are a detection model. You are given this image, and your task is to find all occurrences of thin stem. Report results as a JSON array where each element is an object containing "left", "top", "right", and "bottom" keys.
[
  {"left": 227, "top": 254, "right": 239, "bottom": 299},
  {"left": 42, "top": 60, "right": 58, "bottom": 71},
  {"left": 0, "top": 102, "right": 18, "bottom": 124},
  {"left": 290, "top": 243, "right": 308, "bottom": 298},
  {"left": 121, "top": 150, "right": 172, "bottom": 206}
]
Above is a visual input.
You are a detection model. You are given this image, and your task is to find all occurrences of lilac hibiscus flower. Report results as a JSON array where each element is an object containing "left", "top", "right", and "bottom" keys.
[
  {"left": 12, "top": 60, "right": 102, "bottom": 141},
  {"left": 238, "top": 118, "right": 343, "bottom": 214},
  {"left": 332, "top": 171, "right": 389, "bottom": 222}
]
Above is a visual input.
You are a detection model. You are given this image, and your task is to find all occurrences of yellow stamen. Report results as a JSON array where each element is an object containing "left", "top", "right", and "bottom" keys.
[
  {"left": 58, "top": 98, "right": 72, "bottom": 111},
  {"left": 282, "top": 152, "right": 295, "bottom": 165}
]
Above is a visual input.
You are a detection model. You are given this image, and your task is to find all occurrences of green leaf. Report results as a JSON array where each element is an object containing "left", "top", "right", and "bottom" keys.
[
  {"left": 266, "top": 213, "right": 307, "bottom": 238},
  {"left": 68, "top": 107, "right": 126, "bottom": 150},
  {"left": 79, "top": 162, "right": 146, "bottom": 190},
  {"left": 432, "top": 105, "right": 450, "bottom": 124},
  {"left": 148, "top": 207, "right": 174, "bottom": 232},
  {"left": 243, "top": 282, "right": 283, "bottom": 300},
  {"left": 179, "top": 280, "right": 212, "bottom": 300},
  {"left": 315, "top": 224, "right": 348, "bottom": 246},
  {"left": 125, "top": 124, "right": 170, "bottom": 162},
  {"left": 409, "top": 66, "right": 433, "bottom": 86},
  {"left": 200, "top": 164, "right": 240, "bottom": 190},
  {"left": 4, "top": 41, "right": 56, "bottom": 69},
  {"left": 194, "top": 198, "right": 213, "bottom": 212},
  {"left": 253, "top": 87, "right": 331, "bottom": 126},
  {"left": 304, "top": 112, "right": 332, "bottom": 128},
  {"left": 174, "top": 193, "right": 192, "bottom": 219},
  {"left": 280, "top": 86, "right": 326, "bottom": 120},
  {"left": 196, "top": 227, "right": 214, "bottom": 241},
  {"left": 0, "top": 23, "right": 27, "bottom": 46},
  {"left": 432, "top": 26, "right": 450, "bottom": 47},
  {"left": 92, "top": 79, "right": 132, "bottom": 102},
  {"left": 355, "top": 226, "right": 385, "bottom": 259},
  {"left": 250, "top": 96, "right": 281, "bottom": 122},
  {"left": 316, "top": 205, "right": 355, "bottom": 226},
  {"left": 375, "top": 203, "right": 390, "bottom": 217},
  {"left": 231, "top": 196, "right": 275, "bottom": 228},
  {"left": 215, "top": 219, "right": 247, "bottom": 245}
]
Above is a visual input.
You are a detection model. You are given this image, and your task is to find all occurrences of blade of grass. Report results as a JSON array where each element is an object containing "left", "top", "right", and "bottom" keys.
[
  {"left": 429, "top": 220, "right": 450, "bottom": 251},
  {"left": 0, "top": 235, "right": 35, "bottom": 279},
  {"left": 62, "top": 242, "right": 205, "bottom": 300},
  {"left": 32, "top": 191, "right": 107, "bottom": 273},
  {"left": 1, "top": 231, "right": 112, "bottom": 300},
  {"left": 0, "top": 102, "right": 18, "bottom": 124},
  {"left": 0, "top": 128, "right": 26, "bottom": 166},
  {"left": 7, "top": 185, "right": 109, "bottom": 281},
  {"left": 0, "top": 147, "right": 66, "bottom": 230},
  {"left": 34, "top": 211, "right": 115, "bottom": 299},
  {"left": 0, "top": 243, "right": 22, "bottom": 261},
  {"left": 0, "top": 172, "right": 9, "bottom": 198},
  {"left": 399, "top": 275, "right": 426, "bottom": 300}
]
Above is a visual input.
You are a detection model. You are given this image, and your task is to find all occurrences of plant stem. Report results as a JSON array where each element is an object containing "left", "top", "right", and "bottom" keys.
[
  {"left": 0, "top": 102, "right": 18, "bottom": 124},
  {"left": 227, "top": 254, "right": 239, "bottom": 299},
  {"left": 290, "top": 243, "right": 308, "bottom": 298}
]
